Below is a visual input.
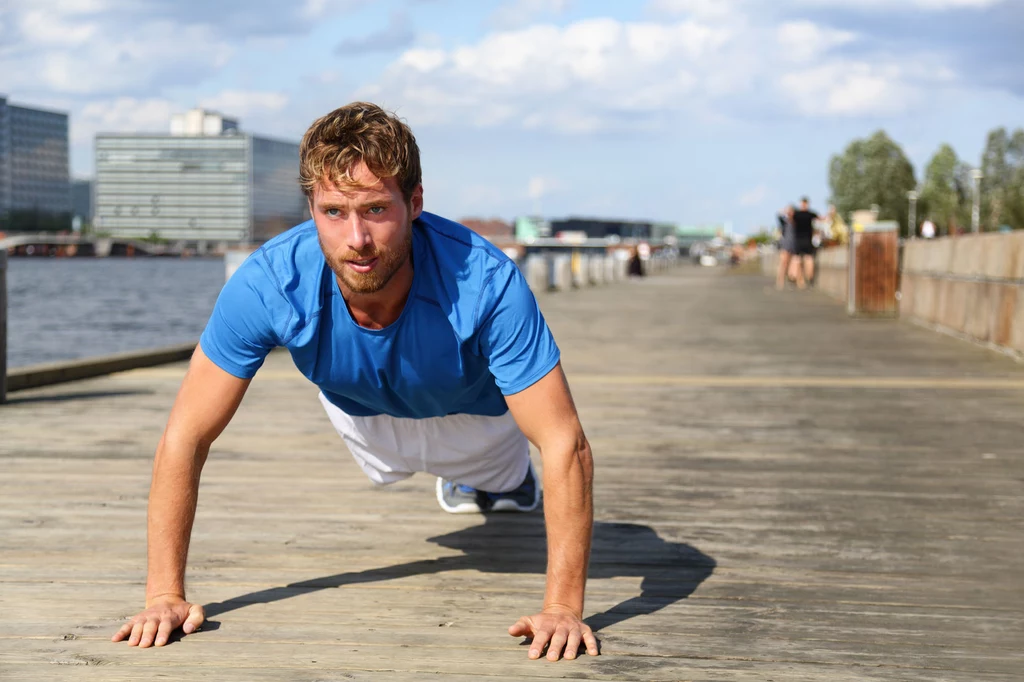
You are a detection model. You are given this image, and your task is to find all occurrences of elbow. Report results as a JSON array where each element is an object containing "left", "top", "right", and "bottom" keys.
[{"left": 575, "top": 434, "right": 594, "bottom": 486}]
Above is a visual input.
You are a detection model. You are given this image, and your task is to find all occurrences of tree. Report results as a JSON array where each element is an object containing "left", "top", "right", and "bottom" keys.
[
  {"left": 829, "top": 131, "right": 917, "bottom": 237},
  {"left": 1006, "top": 129, "right": 1024, "bottom": 230},
  {"left": 920, "top": 144, "right": 973, "bottom": 235},
  {"left": 979, "top": 126, "right": 1024, "bottom": 231}
]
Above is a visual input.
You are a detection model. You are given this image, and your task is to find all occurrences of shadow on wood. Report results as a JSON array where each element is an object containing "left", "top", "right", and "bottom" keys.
[{"left": 202, "top": 516, "right": 715, "bottom": 634}]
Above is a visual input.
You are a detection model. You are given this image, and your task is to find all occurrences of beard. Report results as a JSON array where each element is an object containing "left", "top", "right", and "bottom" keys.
[{"left": 320, "top": 222, "right": 413, "bottom": 295}]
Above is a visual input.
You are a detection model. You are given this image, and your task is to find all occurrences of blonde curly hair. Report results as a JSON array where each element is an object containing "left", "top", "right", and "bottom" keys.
[{"left": 299, "top": 102, "right": 421, "bottom": 201}]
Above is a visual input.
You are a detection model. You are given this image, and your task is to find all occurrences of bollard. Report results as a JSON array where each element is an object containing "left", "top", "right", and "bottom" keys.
[
  {"left": 522, "top": 254, "right": 548, "bottom": 293},
  {"left": 572, "top": 252, "right": 588, "bottom": 288},
  {"left": 552, "top": 254, "right": 572, "bottom": 291},
  {"left": 224, "top": 247, "right": 257, "bottom": 282},
  {"left": 0, "top": 251, "right": 7, "bottom": 404}
]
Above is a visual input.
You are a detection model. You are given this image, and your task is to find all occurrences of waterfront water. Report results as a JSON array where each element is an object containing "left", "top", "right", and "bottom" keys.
[{"left": 5, "top": 258, "right": 226, "bottom": 368}]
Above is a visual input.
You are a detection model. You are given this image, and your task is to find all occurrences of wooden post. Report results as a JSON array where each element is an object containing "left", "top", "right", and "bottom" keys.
[{"left": 1, "top": 250, "right": 7, "bottom": 404}]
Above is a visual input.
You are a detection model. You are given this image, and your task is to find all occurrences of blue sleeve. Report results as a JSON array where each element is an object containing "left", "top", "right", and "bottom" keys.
[
  {"left": 198, "top": 256, "right": 282, "bottom": 379},
  {"left": 476, "top": 260, "right": 561, "bottom": 395}
]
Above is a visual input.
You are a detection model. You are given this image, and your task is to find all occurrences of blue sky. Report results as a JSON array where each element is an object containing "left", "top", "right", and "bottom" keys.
[{"left": 1, "top": 0, "right": 1022, "bottom": 234}]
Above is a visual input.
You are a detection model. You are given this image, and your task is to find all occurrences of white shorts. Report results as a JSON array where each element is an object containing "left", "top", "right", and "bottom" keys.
[{"left": 318, "top": 392, "right": 531, "bottom": 493}]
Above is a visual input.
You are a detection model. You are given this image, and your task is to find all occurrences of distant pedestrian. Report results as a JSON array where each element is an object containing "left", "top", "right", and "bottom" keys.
[
  {"left": 787, "top": 197, "right": 820, "bottom": 289},
  {"left": 628, "top": 246, "right": 644, "bottom": 277},
  {"left": 775, "top": 205, "right": 796, "bottom": 290},
  {"left": 921, "top": 219, "right": 936, "bottom": 239},
  {"left": 824, "top": 204, "right": 848, "bottom": 245}
]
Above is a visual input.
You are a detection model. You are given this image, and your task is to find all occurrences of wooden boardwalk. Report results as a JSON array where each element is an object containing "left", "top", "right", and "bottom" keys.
[{"left": 1, "top": 267, "right": 1022, "bottom": 681}]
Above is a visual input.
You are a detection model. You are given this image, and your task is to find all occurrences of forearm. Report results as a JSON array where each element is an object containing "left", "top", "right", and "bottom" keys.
[
  {"left": 145, "top": 435, "right": 209, "bottom": 605},
  {"left": 541, "top": 435, "right": 594, "bottom": 616}
]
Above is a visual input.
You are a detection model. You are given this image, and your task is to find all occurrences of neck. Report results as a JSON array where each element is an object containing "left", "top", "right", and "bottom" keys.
[{"left": 339, "top": 257, "right": 414, "bottom": 330}]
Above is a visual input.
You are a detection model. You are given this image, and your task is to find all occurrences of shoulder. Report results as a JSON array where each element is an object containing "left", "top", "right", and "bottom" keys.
[
  {"left": 416, "top": 212, "right": 513, "bottom": 270},
  {"left": 226, "top": 220, "right": 324, "bottom": 335},
  {"left": 413, "top": 212, "right": 521, "bottom": 335},
  {"left": 253, "top": 220, "right": 322, "bottom": 273},
  {"left": 235, "top": 220, "right": 323, "bottom": 291}
]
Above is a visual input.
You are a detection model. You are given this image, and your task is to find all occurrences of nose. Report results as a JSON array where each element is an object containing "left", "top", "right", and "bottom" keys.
[{"left": 345, "top": 215, "right": 373, "bottom": 252}]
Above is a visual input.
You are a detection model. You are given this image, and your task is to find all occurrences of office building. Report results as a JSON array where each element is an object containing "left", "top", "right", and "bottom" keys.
[
  {"left": 71, "top": 178, "right": 92, "bottom": 231},
  {"left": 94, "top": 109, "right": 307, "bottom": 244},
  {"left": 0, "top": 95, "right": 72, "bottom": 232}
]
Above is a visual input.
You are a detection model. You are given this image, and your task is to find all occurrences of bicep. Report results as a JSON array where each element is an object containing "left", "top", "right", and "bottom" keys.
[
  {"left": 163, "top": 345, "right": 252, "bottom": 449},
  {"left": 504, "top": 363, "right": 584, "bottom": 453}
]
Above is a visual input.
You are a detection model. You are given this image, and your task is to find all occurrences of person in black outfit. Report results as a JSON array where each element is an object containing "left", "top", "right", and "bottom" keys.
[
  {"left": 775, "top": 204, "right": 795, "bottom": 290},
  {"left": 788, "top": 197, "right": 819, "bottom": 289}
]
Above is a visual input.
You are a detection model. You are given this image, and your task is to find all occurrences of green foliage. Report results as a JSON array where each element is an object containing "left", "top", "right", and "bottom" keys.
[
  {"left": 979, "top": 127, "right": 1024, "bottom": 231},
  {"left": 920, "top": 144, "right": 973, "bottom": 235},
  {"left": 828, "top": 131, "right": 917, "bottom": 237},
  {"left": 746, "top": 230, "right": 774, "bottom": 246}
]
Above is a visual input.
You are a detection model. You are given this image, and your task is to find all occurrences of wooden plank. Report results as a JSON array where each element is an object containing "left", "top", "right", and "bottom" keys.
[{"left": 2, "top": 268, "right": 1023, "bottom": 679}]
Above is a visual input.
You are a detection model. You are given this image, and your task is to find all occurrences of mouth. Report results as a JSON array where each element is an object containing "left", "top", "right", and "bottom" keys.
[{"left": 345, "top": 256, "right": 379, "bottom": 274}]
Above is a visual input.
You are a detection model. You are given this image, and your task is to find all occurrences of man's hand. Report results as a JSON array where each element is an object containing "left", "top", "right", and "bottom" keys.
[
  {"left": 508, "top": 605, "right": 599, "bottom": 661},
  {"left": 111, "top": 595, "right": 205, "bottom": 648}
]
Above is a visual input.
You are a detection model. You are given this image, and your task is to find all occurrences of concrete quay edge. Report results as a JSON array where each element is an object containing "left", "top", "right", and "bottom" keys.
[{"left": 4, "top": 342, "right": 198, "bottom": 395}]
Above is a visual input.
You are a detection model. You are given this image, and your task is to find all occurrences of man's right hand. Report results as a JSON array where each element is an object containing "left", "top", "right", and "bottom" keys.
[{"left": 111, "top": 595, "right": 205, "bottom": 648}]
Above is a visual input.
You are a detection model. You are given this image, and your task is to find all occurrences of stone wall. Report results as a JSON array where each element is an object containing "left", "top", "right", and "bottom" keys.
[
  {"left": 815, "top": 246, "right": 848, "bottom": 302},
  {"left": 761, "top": 232, "right": 1024, "bottom": 356},
  {"left": 901, "top": 232, "right": 1024, "bottom": 354}
]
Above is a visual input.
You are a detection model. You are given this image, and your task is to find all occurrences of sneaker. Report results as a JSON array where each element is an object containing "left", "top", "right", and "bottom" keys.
[
  {"left": 485, "top": 460, "right": 542, "bottom": 513},
  {"left": 435, "top": 461, "right": 542, "bottom": 514},
  {"left": 436, "top": 478, "right": 484, "bottom": 514}
]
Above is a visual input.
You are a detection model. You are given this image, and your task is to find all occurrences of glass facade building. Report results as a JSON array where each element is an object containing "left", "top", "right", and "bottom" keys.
[
  {"left": 0, "top": 96, "right": 72, "bottom": 233},
  {"left": 71, "top": 179, "right": 93, "bottom": 229},
  {"left": 94, "top": 113, "right": 307, "bottom": 244}
]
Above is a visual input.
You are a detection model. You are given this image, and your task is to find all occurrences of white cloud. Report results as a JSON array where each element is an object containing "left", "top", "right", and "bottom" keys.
[
  {"left": 198, "top": 90, "right": 289, "bottom": 118},
  {"left": 75, "top": 96, "right": 176, "bottom": 143},
  {"left": 361, "top": 18, "right": 732, "bottom": 132},
  {"left": 1, "top": 18, "right": 232, "bottom": 95},
  {"left": 795, "top": 0, "right": 1005, "bottom": 8},
  {"left": 739, "top": 184, "right": 770, "bottom": 206},
  {"left": 778, "top": 60, "right": 939, "bottom": 117},
  {"left": 647, "top": 0, "right": 740, "bottom": 19},
  {"left": 776, "top": 20, "right": 857, "bottom": 63},
  {"left": 490, "top": 0, "right": 574, "bottom": 29},
  {"left": 528, "top": 176, "right": 563, "bottom": 200}
]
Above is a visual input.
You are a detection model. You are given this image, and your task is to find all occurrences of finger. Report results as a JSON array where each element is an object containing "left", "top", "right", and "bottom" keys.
[
  {"left": 127, "top": 620, "right": 145, "bottom": 647},
  {"left": 508, "top": 617, "right": 532, "bottom": 637},
  {"left": 182, "top": 604, "right": 205, "bottom": 634},
  {"left": 111, "top": 621, "right": 134, "bottom": 642},
  {"left": 564, "top": 630, "right": 582, "bottom": 660},
  {"left": 138, "top": 619, "right": 160, "bottom": 648},
  {"left": 547, "top": 628, "right": 569, "bottom": 662},
  {"left": 154, "top": 619, "right": 175, "bottom": 647},
  {"left": 528, "top": 629, "right": 551, "bottom": 660},
  {"left": 582, "top": 627, "right": 599, "bottom": 656}
]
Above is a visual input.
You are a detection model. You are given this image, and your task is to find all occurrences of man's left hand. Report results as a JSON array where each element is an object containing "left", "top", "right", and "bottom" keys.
[{"left": 508, "top": 605, "right": 599, "bottom": 661}]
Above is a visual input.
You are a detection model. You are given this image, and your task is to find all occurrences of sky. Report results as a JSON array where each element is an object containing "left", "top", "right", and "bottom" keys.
[{"left": 1, "top": 0, "right": 1022, "bottom": 234}]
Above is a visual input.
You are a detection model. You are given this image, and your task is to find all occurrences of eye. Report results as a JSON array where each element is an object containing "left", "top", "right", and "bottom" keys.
[
  {"left": 367, "top": 205, "right": 386, "bottom": 215},
  {"left": 325, "top": 208, "right": 341, "bottom": 217}
]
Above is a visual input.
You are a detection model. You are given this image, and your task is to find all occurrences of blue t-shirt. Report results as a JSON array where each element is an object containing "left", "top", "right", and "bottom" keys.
[{"left": 199, "top": 212, "right": 560, "bottom": 418}]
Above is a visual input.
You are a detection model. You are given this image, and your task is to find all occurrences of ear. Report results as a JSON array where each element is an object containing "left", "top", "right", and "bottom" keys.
[
  {"left": 306, "top": 187, "right": 317, "bottom": 218},
  {"left": 409, "top": 184, "right": 424, "bottom": 221}
]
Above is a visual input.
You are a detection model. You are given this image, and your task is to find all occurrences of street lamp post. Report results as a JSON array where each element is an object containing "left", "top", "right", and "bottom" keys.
[
  {"left": 971, "top": 169, "right": 984, "bottom": 233},
  {"left": 907, "top": 190, "right": 918, "bottom": 239}
]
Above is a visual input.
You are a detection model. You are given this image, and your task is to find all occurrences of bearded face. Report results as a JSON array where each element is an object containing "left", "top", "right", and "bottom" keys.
[
  {"left": 319, "top": 222, "right": 413, "bottom": 294},
  {"left": 308, "top": 162, "right": 423, "bottom": 298}
]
